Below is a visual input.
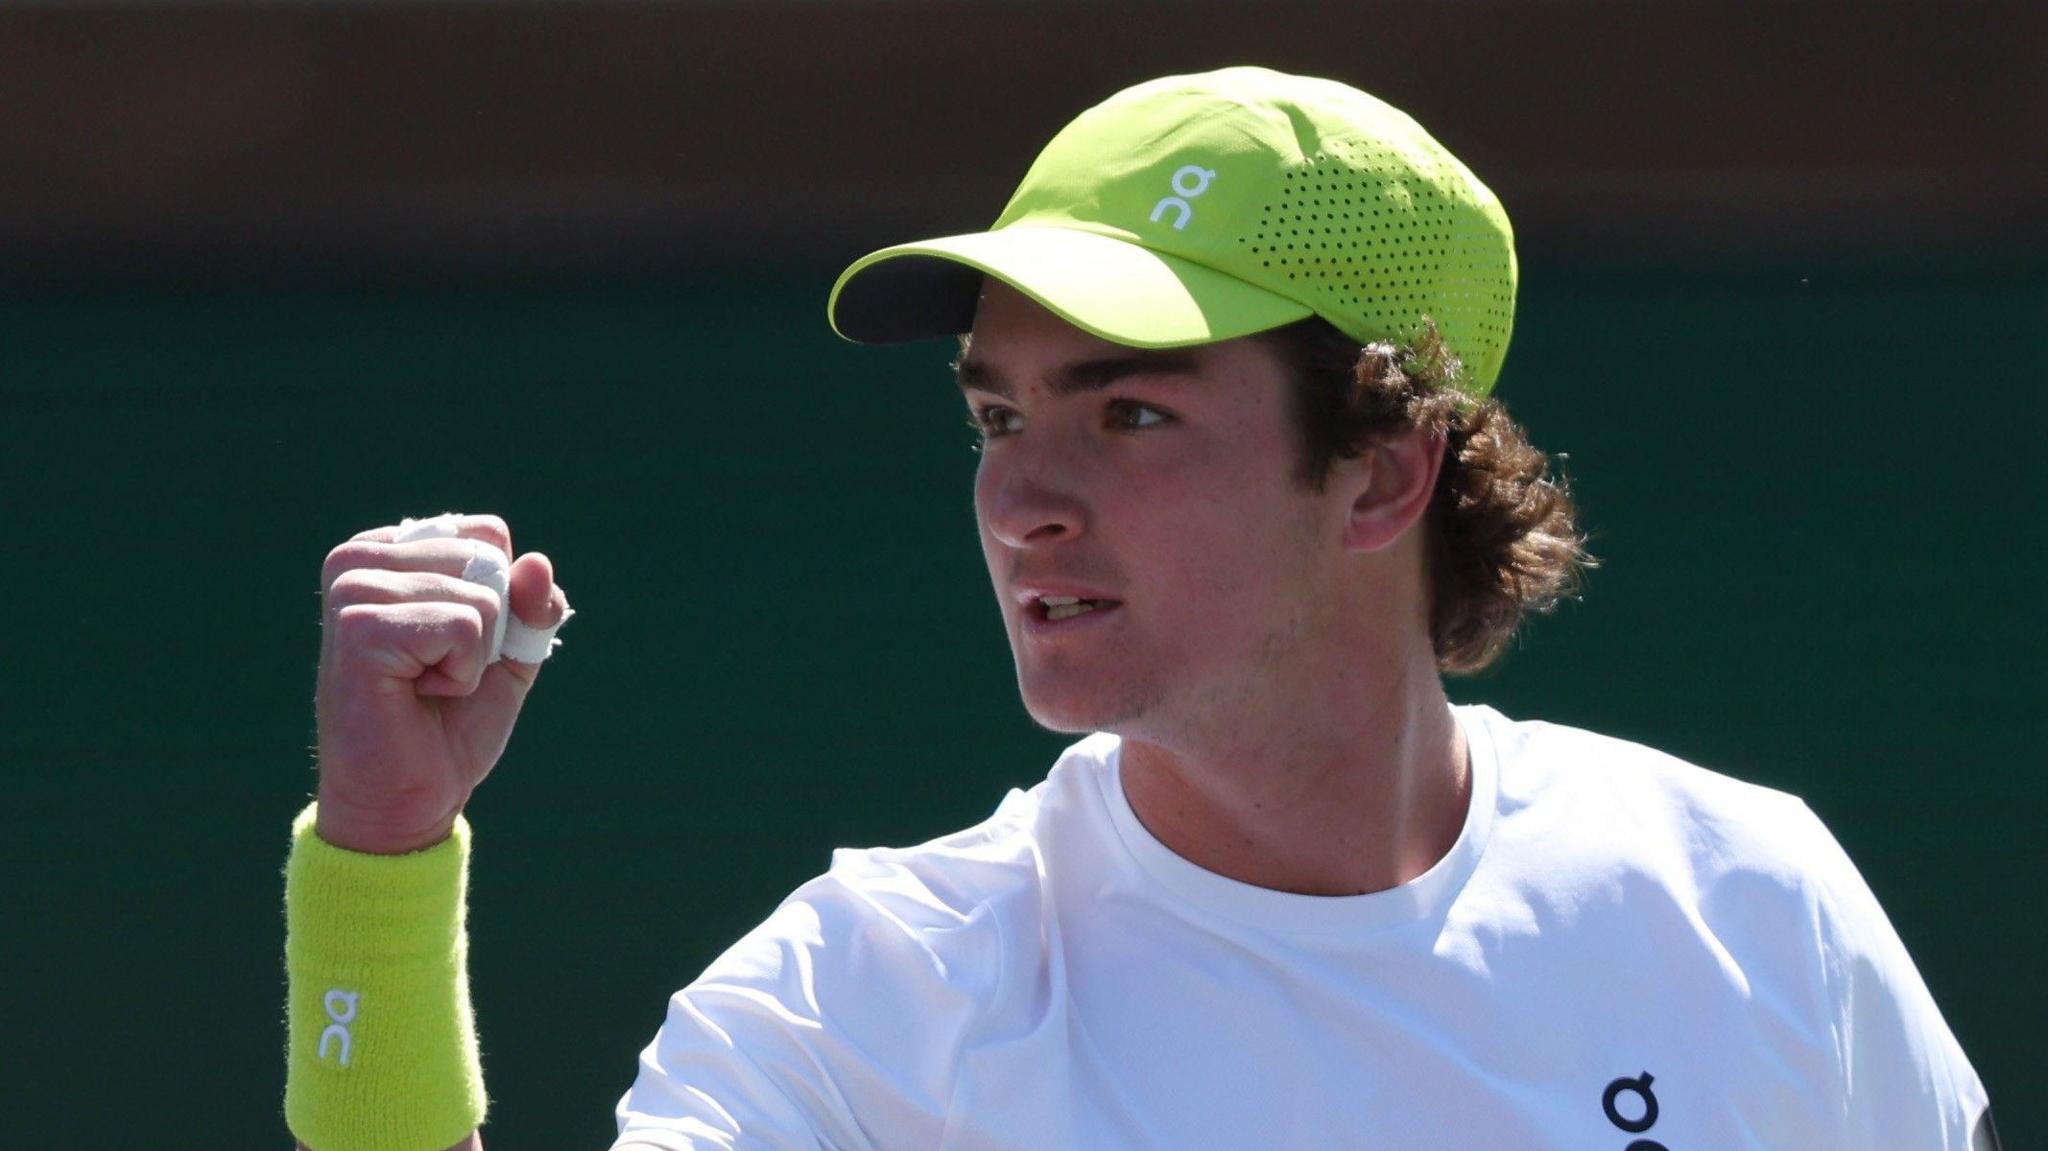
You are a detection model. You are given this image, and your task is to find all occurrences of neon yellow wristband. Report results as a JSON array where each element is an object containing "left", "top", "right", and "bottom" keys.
[{"left": 285, "top": 802, "right": 486, "bottom": 1151}]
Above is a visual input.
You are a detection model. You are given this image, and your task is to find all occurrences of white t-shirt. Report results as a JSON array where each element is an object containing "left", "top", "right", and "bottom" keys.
[{"left": 614, "top": 705, "right": 1992, "bottom": 1150}]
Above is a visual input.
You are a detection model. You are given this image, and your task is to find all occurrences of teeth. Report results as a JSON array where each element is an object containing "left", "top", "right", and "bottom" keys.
[
  {"left": 1045, "top": 601, "right": 1098, "bottom": 621},
  {"left": 1041, "top": 596, "right": 1081, "bottom": 607}
]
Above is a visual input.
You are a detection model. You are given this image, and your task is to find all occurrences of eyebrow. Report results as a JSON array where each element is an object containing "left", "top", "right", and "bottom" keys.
[{"left": 953, "top": 348, "right": 1205, "bottom": 400}]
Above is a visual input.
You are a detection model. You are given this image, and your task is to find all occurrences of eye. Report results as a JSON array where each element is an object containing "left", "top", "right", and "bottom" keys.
[
  {"left": 966, "top": 404, "right": 1022, "bottom": 441},
  {"left": 1106, "top": 399, "right": 1171, "bottom": 431}
]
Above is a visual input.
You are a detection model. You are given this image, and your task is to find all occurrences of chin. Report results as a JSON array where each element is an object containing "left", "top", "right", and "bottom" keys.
[{"left": 1014, "top": 666, "right": 1155, "bottom": 736}]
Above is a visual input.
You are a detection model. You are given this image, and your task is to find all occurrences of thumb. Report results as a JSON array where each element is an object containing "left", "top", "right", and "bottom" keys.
[
  {"left": 495, "top": 550, "right": 569, "bottom": 687},
  {"left": 447, "top": 551, "right": 569, "bottom": 771}
]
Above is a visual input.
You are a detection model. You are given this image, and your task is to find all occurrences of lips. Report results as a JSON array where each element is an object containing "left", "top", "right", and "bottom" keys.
[
  {"left": 1015, "top": 585, "right": 1125, "bottom": 626},
  {"left": 1039, "top": 595, "right": 1109, "bottom": 621}
]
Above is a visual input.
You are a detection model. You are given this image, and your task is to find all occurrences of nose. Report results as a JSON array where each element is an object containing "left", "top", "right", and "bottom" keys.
[{"left": 980, "top": 452, "right": 1087, "bottom": 550}]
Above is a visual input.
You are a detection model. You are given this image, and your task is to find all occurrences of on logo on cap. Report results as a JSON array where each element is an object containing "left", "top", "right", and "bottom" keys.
[{"left": 1149, "top": 165, "right": 1218, "bottom": 230}]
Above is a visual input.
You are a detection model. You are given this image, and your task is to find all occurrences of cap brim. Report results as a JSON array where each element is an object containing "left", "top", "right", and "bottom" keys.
[{"left": 828, "top": 224, "right": 1313, "bottom": 348}]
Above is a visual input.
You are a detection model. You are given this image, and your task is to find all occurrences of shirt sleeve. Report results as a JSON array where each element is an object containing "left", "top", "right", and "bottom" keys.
[
  {"left": 611, "top": 850, "right": 1005, "bottom": 1151},
  {"left": 1799, "top": 802, "right": 1993, "bottom": 1149}
]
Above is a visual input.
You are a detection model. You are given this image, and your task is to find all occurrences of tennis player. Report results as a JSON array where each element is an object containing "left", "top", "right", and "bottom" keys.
[{"left": 286, "top": 67, "right": 1997, "bottom": 1151}]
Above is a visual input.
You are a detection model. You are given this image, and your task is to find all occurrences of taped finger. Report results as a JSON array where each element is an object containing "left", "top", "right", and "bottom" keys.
[{"left": 396, "top": 513, "right": 573, "bottom": 664}]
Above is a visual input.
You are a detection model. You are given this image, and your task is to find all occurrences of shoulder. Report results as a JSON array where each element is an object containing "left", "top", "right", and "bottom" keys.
[
  {"left": 707, "top": 739, "right": 1101, "bottom": 1017},
  {"left": 1468, "top": 708, "right": 1989, "bottom": 1138},
  {"left": 1464, "top": 705, "right": 1865, "bottom": 988},
  {"left": 624, "top": 758, "right": 1080, "bottom": 1145},
  {"left": 816, "top": 731, "right": 1115, "bottom": 934},
  {"left": 805, "top": 780, "right": 1053, "bottom": 974},
  {"left": 1472, "top": 706, "right": 1830, "bottom": 889}
]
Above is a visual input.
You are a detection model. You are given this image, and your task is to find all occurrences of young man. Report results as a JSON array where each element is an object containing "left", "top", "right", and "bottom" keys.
[{"left": 287, "top": 67, "right": 1995, "bottom": 1151}]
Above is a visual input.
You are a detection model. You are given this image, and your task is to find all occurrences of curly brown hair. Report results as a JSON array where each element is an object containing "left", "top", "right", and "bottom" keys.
[{"left": 1257, "top": 317, "right": 1593, "bottom": 674}]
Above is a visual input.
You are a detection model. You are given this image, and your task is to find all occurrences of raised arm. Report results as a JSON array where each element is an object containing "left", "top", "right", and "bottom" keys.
[{"left": 285, "top": 514, "right": 569, "bottom": 1151}]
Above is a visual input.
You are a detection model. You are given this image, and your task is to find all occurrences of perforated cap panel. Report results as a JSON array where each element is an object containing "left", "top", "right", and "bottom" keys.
[{"left": 1242, "top": 133, "right": 1515, "bottom": 390}]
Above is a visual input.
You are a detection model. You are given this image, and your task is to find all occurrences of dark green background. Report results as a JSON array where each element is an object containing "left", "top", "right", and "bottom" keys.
[{"left": 3, "top": 264, "right": 2041, "bottom": 1146}]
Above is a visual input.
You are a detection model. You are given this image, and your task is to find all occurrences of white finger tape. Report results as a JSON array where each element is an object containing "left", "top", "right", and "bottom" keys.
[{"left": 394, "top": 513, "right": 574, "bottom": 664}]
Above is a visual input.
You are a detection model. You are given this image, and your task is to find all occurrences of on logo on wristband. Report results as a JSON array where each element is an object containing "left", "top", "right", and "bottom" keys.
[{"left": 319, "top": 988, "right": 359, "bottom": 1067}]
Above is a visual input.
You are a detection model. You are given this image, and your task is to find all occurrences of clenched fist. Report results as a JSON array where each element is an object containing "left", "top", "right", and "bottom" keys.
[{"left": 315, "top": 514, "right": 572, "bottom": 855}]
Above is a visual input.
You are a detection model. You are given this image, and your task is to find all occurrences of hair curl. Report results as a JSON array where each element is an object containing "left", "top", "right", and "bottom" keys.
[{"left": 1259, "top": 317, "right": 1593, "bottom": 674}]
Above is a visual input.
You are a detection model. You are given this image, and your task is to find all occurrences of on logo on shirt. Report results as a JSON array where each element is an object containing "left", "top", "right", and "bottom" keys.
[{"left": 1601, "top": 1071, "right": 1668, "bottom": 1150}]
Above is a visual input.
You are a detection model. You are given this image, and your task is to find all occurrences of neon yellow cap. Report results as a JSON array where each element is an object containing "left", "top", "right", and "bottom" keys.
[{"left": 828, "top": 66, "right": 1518, "bottom": 395}]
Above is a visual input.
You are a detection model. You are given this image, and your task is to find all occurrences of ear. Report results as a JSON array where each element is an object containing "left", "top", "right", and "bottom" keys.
[{"left": 1339, "top": 425, "right": 1446, "bottom": 553}]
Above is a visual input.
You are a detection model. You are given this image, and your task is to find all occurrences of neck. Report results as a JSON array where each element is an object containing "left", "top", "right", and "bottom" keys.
[{"left": 1116, "top": 645, "right": 1469, "bottom": 897}]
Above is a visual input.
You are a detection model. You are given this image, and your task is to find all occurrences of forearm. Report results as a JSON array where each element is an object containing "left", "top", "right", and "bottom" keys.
[
  {"left": 291, "top": 513, "right": 571, "bottom": 1151},
  {"left": 284, "top": 804, "right": 486, "bottom": 1151}
]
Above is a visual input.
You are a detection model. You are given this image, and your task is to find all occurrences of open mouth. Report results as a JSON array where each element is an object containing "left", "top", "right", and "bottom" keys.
[{"left": 1036, "top": 595, "right": 1120, "bottom": 622}]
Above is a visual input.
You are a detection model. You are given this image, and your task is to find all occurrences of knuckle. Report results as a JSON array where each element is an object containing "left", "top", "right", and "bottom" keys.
[
  {"left": 470, "top": 590, "right": 503, "bottom": 633},
  {"left": 469, "top": 515, "right": 513, "bottom": 556},
  {"left": 325, "top": 566, "right": 397, "bottom": 609},
  {"left": 445, "top": 608, "right": 490, "bottom": 688},
  {"left": 321, "top": 544, "right": 353, "bottom": 588},
  {"left": 322, "top": 541, "right": 384, "bottom": 589},
  {"left": 329, "top": 601, "right": 389, "bottom": 645}
]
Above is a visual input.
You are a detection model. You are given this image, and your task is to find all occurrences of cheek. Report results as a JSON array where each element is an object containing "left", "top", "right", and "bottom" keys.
[
  {"left": 1142, "top": 467, "right": 1324, "bottom": 606},
  {"left": 1124, "top": 477, "right": 1290, "bottom": 595}
]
